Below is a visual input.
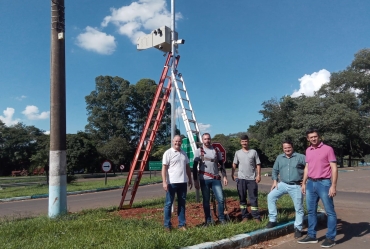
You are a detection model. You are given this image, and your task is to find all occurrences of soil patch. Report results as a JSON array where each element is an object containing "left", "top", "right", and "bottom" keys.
[{"left": 117, "top": 198, "right": 267, "bottom": 228}]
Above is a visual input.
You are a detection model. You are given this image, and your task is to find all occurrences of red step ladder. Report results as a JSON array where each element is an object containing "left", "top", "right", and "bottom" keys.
[{"left": 119, "top": 53, "right": 180, "bottom": 209}]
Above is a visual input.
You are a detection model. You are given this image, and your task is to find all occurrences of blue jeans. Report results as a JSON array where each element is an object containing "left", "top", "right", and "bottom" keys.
[
  {"left": 306, "top": 179, "right": 337, "bottom": 240},
  {"left": 200, "top": 179, "right": 225, "bottom": 223},
  {"left": 163, "top": 182, "right": 187, "bottom": 228},
  {"left": 267, "top": 182, "right": 304, "bottom": 230}
]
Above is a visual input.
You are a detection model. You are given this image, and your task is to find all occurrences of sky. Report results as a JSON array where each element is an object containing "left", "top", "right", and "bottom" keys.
[{"left": 1, "top": 0, "right": 370, "bottom": 136}]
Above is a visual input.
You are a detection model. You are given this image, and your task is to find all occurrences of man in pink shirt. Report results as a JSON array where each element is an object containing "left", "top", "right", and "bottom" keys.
[{"left": 298, "top": 129, "right": 338, "bottom": 248}]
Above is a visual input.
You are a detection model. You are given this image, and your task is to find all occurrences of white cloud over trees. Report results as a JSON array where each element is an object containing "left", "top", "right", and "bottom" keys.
[
  {"left": 22, "top": 105, "right": 50, "bottom": 120},
  {"left": 0, "top": 107, "right": 20, "bottom": 126},
  {"left": 291, "top": 69, "right": 331, "bottom": 97}
]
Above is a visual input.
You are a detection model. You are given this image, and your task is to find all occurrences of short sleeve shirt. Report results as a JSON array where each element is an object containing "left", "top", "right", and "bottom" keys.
[
  {"left": 162, "top": 148, "right": 189, "bottom": 184},
  {"left": 233, "top": 149, "right": 261, "bottom": 180},
  {"left": 306, "top": 143, "right": 336, "bottom": 179},
  {"left": 194, "top": 146, "right": 222, "bottom": 180}
]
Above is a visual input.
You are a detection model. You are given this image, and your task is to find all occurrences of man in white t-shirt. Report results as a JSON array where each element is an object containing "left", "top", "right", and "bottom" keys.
[{"left": 162, "top": 135, "right": 193, "bottom": 231}]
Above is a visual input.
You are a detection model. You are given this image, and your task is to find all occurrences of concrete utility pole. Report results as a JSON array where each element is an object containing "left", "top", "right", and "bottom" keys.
[
  {"left": 170, "top": 0, "right": 176, "bottom": 141},
  {"left": 49, "top": 0, "right": 67, "bottom": 217}
]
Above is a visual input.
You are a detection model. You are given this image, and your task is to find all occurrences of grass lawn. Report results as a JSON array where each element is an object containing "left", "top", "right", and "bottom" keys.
[
  {"left": 0, "top": 190, "right": 298, "bottom": 249},
  {"left": 0, "top": 176, "right": 162, "bottom": 199}
]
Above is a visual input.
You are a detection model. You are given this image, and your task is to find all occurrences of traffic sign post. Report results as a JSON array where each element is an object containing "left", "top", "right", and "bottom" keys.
[
  {"left": 211, "top": 143, "right": 227, "bottom": 164},
  {"left": 120, "top": 165, "right": 124, "bottom": 174},
  {"left": 149, "top": 161, "right": 162, "bottom": 178},
  {"left": 101, "top": 160, "right": 112, "bottom": 185}
]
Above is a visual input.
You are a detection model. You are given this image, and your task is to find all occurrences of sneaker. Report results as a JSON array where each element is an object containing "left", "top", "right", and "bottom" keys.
[
  {"left": 266, "top": 221, "right": 277, "bottom": 228},
  {"left": 178, "top": 226, "right": 187, "bottom": 231},
  {"left": 298, "top": 235, "right": 318, "bottom": 244},
  {"left": 164, "top": 227, "right": 171, "bottom": 232},
  {"left": 294, "top": 228, "right": 302, "bottom": 238},
  {"left": 321, "top": 238, "right": 336, "bottom": 248}
]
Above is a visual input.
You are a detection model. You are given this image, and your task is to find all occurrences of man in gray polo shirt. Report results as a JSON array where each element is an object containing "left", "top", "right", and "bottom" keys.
[
  {"left": 232, "top": 134, "right": 261, "bottom": 222},
  {"left": 266, "top": 140, "right": 306, "bottom": 239}
]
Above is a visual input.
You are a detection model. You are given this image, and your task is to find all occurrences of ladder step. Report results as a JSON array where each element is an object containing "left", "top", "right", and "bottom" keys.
[
  {"left": 188, "top": 119, "right": 196, "bottom": 123},
  {"left": 178, "top": 88, "right": 186, "bottom": 92},
  {"left": 181, "top": 98, "right": 189, "bottom": 102}
]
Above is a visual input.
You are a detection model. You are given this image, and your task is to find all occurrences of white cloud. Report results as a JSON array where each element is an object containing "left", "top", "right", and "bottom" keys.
[
  {"left": 76, "top": 26, "right": 117, "bottom": 55},
  {"left": 22, "top": 105, "right": 50, "bottom": 120},
  {"left": 101, "top": 0, "right": 182, "bottom": 44},
  {"left": 291, "top": 69, "right": 331, "bottom": 97},
  {"left": 0, "top": 107, "right": 20, "bottom": 126},
  {"left": 175, "top": 106, "right": 182, "bottom": 119},
  {"left": 44, "top": 131, "right": 50, "bottom": 135},
  {"left": 15, "top": 95, "right": 27, "bottom": 101},
  {"left": 198, "top": 123, "right": 211, "bottom": 133}
]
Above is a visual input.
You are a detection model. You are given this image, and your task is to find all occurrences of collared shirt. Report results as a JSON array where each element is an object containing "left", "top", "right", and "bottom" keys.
[
  {"left": 306, "top": 142, "right": 336, "bottom": 179},
  {"left": 162, "top": 147, "right": 189, "bottom": 184},
  {"left": 272, "top": 152, "right": 306, "bottom": 183}
]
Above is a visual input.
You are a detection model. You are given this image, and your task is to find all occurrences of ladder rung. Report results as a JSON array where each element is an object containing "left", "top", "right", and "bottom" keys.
[
  {"left": 177, "top": 88, "right": 186, "bottom": 92},
  {"left": 188, "top": 119, "right": 196, "bottom": 123},
  {"left": 181, "top": 98, "right": 189, "bottom": 102}
]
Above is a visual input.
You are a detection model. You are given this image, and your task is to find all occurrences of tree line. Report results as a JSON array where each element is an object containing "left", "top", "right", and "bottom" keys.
[{"left": 1, "top": 49, "right": 369, "bottom": 175}]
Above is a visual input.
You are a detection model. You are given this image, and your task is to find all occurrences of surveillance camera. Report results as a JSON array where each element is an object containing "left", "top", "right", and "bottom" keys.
[{"left": 176, "top": 39, "right": 185, "bottom": 44}]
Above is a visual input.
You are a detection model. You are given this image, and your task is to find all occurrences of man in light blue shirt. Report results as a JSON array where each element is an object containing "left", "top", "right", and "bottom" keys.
[{"left": 266, "top": 140, "right": 306, "bottom": 239}]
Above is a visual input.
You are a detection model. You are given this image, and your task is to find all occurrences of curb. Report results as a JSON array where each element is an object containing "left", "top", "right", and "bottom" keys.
[
  {"left": 0, "top": 181, "right": 162, "bottom": 203},
  {"left": 182, "top": 212, "right": 326, "bottom": 249}
]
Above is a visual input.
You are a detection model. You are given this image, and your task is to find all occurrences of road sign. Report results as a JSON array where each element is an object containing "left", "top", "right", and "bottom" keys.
[
  {"left": 120, "top": 165, "right": 125, "bottom": 170},
  {"left": 212, "top": 143, "right": 226, "bottom": 163},
  {"left": 101, "top": 160, "right": 112, "bottom": 172},
  {"left": 181, "top": 135, "right": 197, "bottom": 168},
  {"left": 149, "top": 161, "right": 162, "bottom": 171}
]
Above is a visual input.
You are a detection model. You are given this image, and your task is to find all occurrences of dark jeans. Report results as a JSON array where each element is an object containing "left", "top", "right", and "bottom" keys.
[
  {"left": 236, "top": 178, "right": 260, "bottom": 219},
  {"left": 200, "top": 179, "right": 225, "bottom": 223},
  {"left": 163, "top": 182, "right": 187, "bottom": 228}
]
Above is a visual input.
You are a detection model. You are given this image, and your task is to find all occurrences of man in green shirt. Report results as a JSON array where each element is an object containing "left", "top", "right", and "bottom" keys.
[{"left": 266, "top": 140, "right": 306, "bottom": 239}]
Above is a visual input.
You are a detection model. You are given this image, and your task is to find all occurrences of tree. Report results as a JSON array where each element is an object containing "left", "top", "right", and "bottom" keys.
[
  {"left": 85, "top": 76, "right": 172, "bottom": 169},
  {"left": 85, "top": 76, "right": 132, "bottom": 142},
  {"left": 0, "top": 122, "right": 45, "bottom": 175},
  {"left": 127, "top": 78, "right": 171, "bottom": 146},
  {"left": 66, "top": 132, "right": 100, "bottom": 174}
]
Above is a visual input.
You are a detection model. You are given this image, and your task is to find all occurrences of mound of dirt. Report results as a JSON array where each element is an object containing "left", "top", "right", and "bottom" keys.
[{"left": 117, "top": 198, "right": 267, "bottom": 228}]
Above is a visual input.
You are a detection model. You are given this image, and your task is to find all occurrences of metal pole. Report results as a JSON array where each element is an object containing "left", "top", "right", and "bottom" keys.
[
  {"left": 49, "top": 0, "right": 67, "bottom": 218},
  {"left": 171, "top": 0, "right": 176, "bottom": 141},
  {"left": 170, "top": 0, "right": 176, "bottom": 213}
]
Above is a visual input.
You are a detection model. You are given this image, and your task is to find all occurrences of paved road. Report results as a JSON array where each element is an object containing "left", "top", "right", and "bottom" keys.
[
  {"left": 0, "top": 171, "right": 271, "bottom": 218},
  {"left": 269, "top": 168, "right": 370, "bottom": 249},
  {"left": 1, "top": 168, "right": 369, "bottom": 218},
  {"left": 1, "top": 167, "right": 370, "bottom": 249}
]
